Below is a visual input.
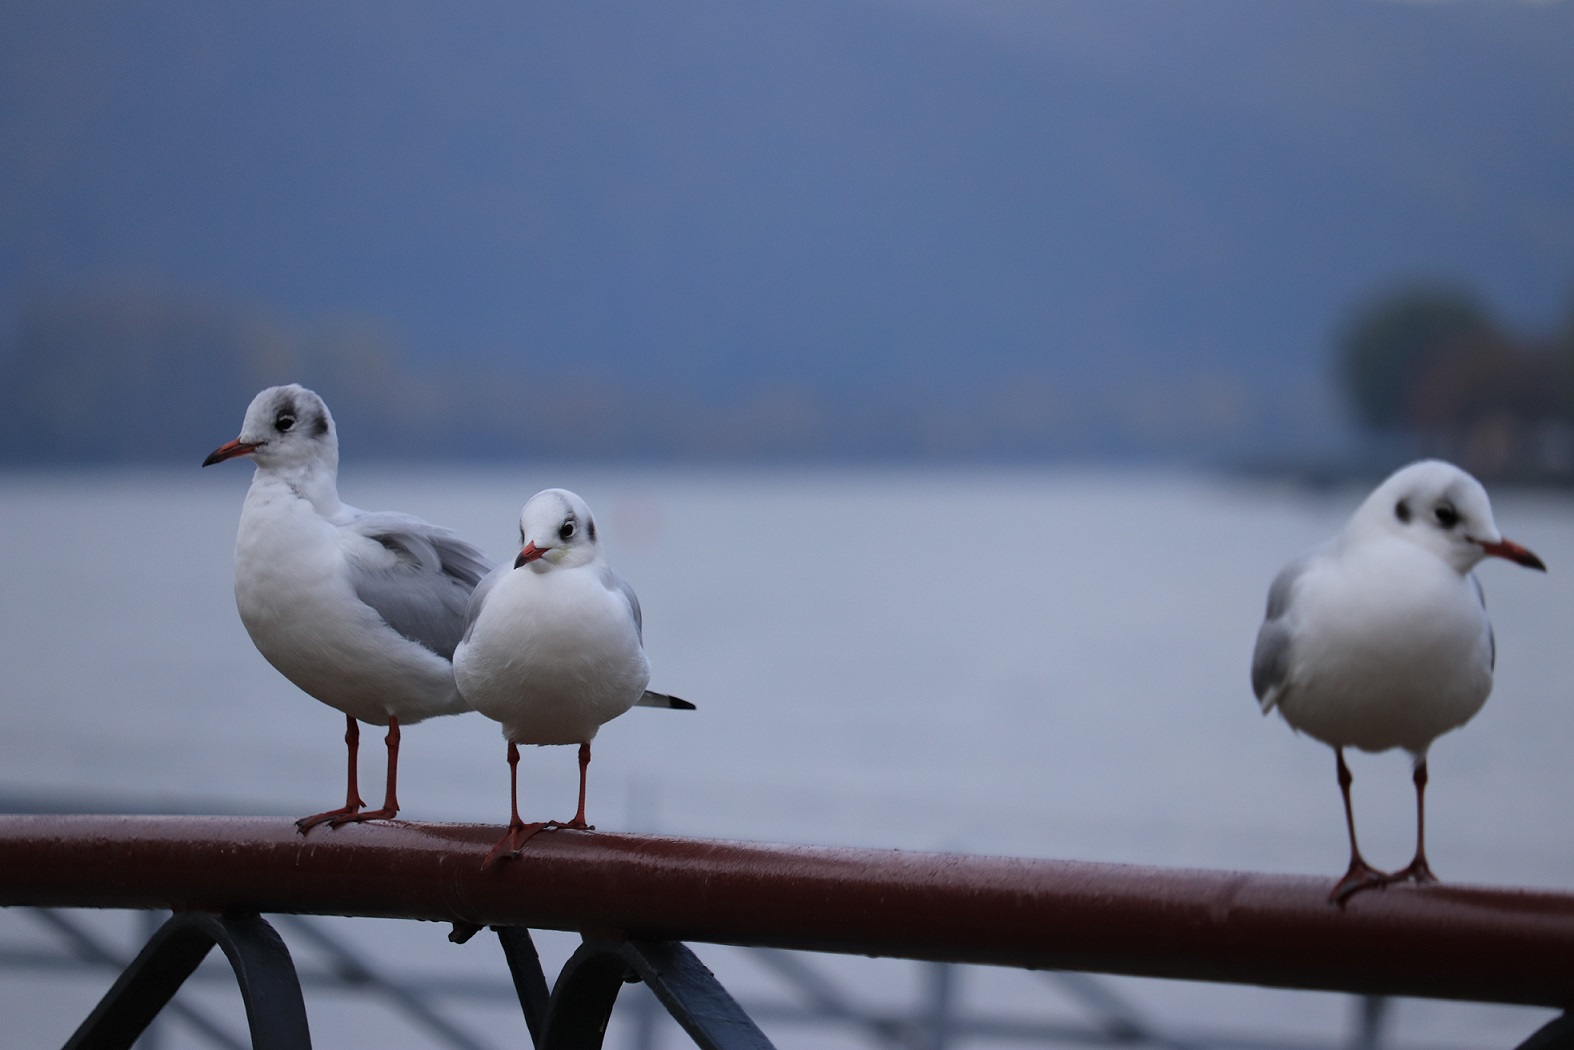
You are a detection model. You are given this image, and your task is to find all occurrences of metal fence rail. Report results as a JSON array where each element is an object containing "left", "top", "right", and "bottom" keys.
[
  {"left": 6, "top": 814, "right": 1574, "bottom": 1004},
  {"left": 3, "top": 814, "right": 1573, "bottom": 1047}
]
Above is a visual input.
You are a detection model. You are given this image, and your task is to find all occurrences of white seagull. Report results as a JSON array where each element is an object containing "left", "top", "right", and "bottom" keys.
[
  {"left": 1252, "top": 459, "right": 1545, "bottom": 902},
  {"left": 453, "top": 487, "right": 692, "bottom": 869},
  {"left": 203, "top": 384, "right": 493, "bottom": 831}
]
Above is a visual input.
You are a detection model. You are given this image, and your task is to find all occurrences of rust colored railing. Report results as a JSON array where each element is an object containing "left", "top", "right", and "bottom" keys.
[{"left": 4, "top": 813, "right": 1574, "bottom": 1013}]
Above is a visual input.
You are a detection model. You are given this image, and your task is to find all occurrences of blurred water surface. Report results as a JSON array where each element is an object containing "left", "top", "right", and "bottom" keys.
[{"left": 2, "top": 465, "right": 1571, "bottom": 1047}]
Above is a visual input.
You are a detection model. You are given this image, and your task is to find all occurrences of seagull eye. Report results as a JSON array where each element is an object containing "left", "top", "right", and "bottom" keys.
[
  {"left": 1434, "top": 503, "right": 1460, "bottom": 529},
  {"left": 559, "top": 520, "right": 576, "bottom": 541},
  {"left": 1394, "top": 499, "right": 1411, "bottom": 524},
  {"left": 275, "top": 413, "right": 296, "bottom": 433}
]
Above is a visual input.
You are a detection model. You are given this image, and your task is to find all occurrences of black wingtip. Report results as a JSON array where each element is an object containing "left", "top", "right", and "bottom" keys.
[{"left": 638, "top": 690, "right": 696, "bottom": 710}]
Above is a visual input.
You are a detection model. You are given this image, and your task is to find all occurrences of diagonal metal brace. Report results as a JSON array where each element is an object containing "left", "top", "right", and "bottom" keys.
[
  {"left": 536, "top": 937, "right": 775, "bottom": 1050},
  {"left": 62, "top": 911, "right": 311, "bottom": 1050},
  {"left": 1517, "top": 1012, "right": 1574, "bottom": 1050},
  {"left": 493, "top": 926, "right": 552, "bottom": 1045}
]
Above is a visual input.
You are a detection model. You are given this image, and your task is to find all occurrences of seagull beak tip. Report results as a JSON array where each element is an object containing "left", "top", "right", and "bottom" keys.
[
  {"left": 202, "top": 439, "right": 256, "bottom": 467},
  {"left": 1479, "top": 537, "right": 1547, "bottom": 572}
]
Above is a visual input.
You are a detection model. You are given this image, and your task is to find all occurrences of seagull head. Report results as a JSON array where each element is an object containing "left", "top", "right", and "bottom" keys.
[
  {"left": 202, "top": 385, "right": 338, "bottom": 473},
  {"left": 1351, "top": 459, "right": 1545, "bottom": 574},
  {"left": 514, "top": 488, "right": 601, "bottom": 571}
]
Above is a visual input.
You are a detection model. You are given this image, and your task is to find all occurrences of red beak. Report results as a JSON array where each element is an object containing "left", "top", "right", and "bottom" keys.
[
  {"left": 514, "top": 541, "right": 548, "bottom": 568},
  {"left": 1477, "top": 537, "right": 1547, "bottom": 572},
  {"left": 202, "top": 439, "right": 261, "bottom": 467}
]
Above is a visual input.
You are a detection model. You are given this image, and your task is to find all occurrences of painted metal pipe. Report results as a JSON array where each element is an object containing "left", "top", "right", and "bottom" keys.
[{"left": 2, "top": 815, "right": 1572, "bottom": 1007}]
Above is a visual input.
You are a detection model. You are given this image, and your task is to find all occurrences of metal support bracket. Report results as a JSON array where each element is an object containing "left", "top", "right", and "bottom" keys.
[
  {"left": 1516, "top": 1013, "right": 1574, "bottom": 1050},
  {"left": 515, "top": 933, "right": 775, "bottom": 1050},
  {"left": 62, "top": 911, "right": 311, "bottom": 1050},
  {"left": 494, "top": 926, "right": 553, "bottom": 1044}
]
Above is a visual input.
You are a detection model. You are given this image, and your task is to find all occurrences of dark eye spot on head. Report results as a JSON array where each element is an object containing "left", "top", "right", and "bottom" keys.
[
  {"left": 1395, "top": 499, "right": 1411, "bottom": 523},
  {"left": 311, "top": 413, "right": 329, "bottom": 438},
  {"left": 274, "top": 412, "right": 296, "bottom": 433},
  {"left": 1434, "top": 502, "right": 1460, "bottom": 529},
  {"left": 587, "top": 517, "right": 597, "bottom": 541},
  {"left": 559, "top": 518, "right": 577, "bottom": 542}
]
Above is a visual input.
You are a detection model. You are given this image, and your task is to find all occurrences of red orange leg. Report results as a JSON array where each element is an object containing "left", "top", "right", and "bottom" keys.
[
  {"left": 483, "top": 741, "right": 547, "bottom": 870},
  {"left": 297, "top": 714, "right": 366, "bottom": 833},
  {"left": 549, "top": 741, "right": 594, "bottom": 831},
  {"left": 334, "top": 715, "right": 401, "bottom": 825},
  {"left": 1384, "top": 759, "right": 1438, "bottom": 887},
  {"left": 1330, "top": 748, "right": 1386, "bottom": 904}
]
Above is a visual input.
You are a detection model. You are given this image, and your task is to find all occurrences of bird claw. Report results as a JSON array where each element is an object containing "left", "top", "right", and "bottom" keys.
[
  {"left": 481, "top": 822, "right": 551, "bottom": 870},
  {"left": 1330, "top": 858, "right": 1388, "bottom": 905},
  {"left": 1385, "top": 856, "right": 1439, "bottom": 887},
  {"left": 326, "top": 806, "right": 398, "bottom": 828},
  {"left": 480, "top": 818, "right": 597, "bottom": 870},
  {"left": 295, "top": 804, "right": 364, "bottom": 834}
]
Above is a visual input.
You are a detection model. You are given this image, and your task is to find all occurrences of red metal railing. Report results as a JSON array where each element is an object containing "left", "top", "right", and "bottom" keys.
[{"left": 3, "top": 814, "right": 1573, "bottom": 1010}]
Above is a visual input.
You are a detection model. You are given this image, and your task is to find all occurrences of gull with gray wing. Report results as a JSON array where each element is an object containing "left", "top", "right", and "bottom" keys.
[
  {"left": 453, "top": 487, "right": 693, "bottom": 869},
  {"left": 204, "top": 384, "right": 493, "bottom": 831},
  {"left": 1252, "top": 459, "right": 1544, "bottom": 902}
]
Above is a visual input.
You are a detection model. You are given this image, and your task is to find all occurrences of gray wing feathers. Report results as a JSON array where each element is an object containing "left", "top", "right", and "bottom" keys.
[
  {"left": 603, "top": 566, "right": 644, "bottom": 644},
  {"left": 1263, "top": 554, "right": 1310, "bottom": 621},
  {"left": 1470, "top": 573, "right": 1495, "bottom": 670},
  {"left": 346, "top": 513, "right": 495, "bottom": 661},
  {"left": 1252, "top": 556, "right": 1308, "bottom": 712},
  {"left": 459, "top": 563, "right": 510, "bottom": 648},
  {"left": 596, "top": 567, "right": 684, "bottom": 707},
  {"left": 1251, "top": 621, "right": 1293, "bottom": 712}
]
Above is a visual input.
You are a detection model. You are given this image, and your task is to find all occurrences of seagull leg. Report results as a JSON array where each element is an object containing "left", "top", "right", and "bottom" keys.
[
  {"left": 483, "top": 741, "right": 547, "bottom": 870},
  {"left": 333, "top": 715, "right": 401, "bottom": 825},
  {"left": 1385, "top": 758, "right": 1439, "bottom": 886},
  {"left": 296, "top": 714, "right": 367, "bottom": 833},
  {"left": 1330, "top": 748, "right": 1386, "bottom": 904},
  {"left": 548, "top": 741, "right": 594, "bottom": 831}
]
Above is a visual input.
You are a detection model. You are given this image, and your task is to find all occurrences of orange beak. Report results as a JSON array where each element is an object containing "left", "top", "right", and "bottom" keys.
[
  {"left": 514, "top": 541, "right": 548, "bottom": 568},
  {"left": 202, "top": 439, "right": 261, "bottom": 467},
  {"left": 1477, "top": 537, "right": 1547, "bottom": 572}
]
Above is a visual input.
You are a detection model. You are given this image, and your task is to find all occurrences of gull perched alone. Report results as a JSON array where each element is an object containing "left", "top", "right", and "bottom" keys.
[
  {"left": 454, "top": 488, "right": 692, "bottom": 869},
  {"left": 1252, "top": 459, "right": 1545, "bottom": 902},
  {"left": 204, "top": 384, "right": 493, "bottom": 831}
]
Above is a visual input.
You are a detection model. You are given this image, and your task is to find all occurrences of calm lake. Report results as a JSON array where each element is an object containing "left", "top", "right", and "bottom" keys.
[{"left": 3, "top": 464, "right": 1571, "bottom": 1047}]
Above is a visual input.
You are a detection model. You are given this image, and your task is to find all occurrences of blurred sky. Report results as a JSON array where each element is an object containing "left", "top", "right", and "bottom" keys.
[{"left": 2, "top": 0, "right": 1573, "bottom": 463}]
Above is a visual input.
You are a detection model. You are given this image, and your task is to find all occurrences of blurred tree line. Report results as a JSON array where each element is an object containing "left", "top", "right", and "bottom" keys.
[
  {"left": 0, "top": 282, "right": 1106, "bottom": 464},
  {"left": 0, "top": 280, "right": 1268, "bottom": 465},
  {"left": 15, "top": 279, "right": 1569, "bottom": 472},
  {"left": 0, "top": 285, "right": 440, "bottom": 463},
  {"left": 0, "top": 284, "right": 672, "bottom": 464},
  {"left": 1339, "top": 284, "right": 1574, "bottom": 481}
]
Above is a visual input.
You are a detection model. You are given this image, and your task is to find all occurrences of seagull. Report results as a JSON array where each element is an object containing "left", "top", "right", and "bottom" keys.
[
  {"left": 203, "top": 384, "right": 493, "bottom": 831},
  {"left": 1252, "top": 459, "right": 1545, "bottom": 902},
  {"left": 453, "top": 487, "right": 693, "bottom": 869}
]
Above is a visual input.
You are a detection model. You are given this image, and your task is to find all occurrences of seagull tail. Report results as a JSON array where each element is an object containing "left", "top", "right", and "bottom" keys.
[{"left": 637, "top": 690, "right": 696, "bottom": 711}]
